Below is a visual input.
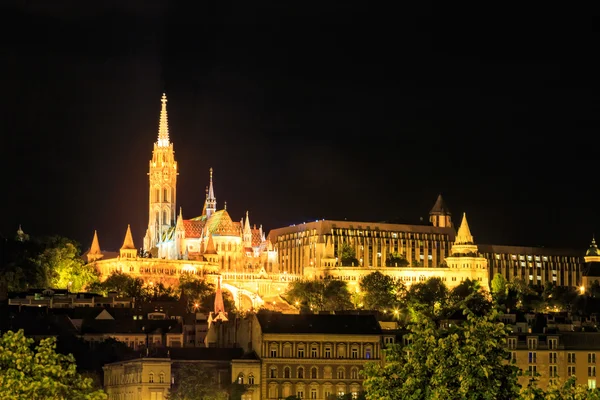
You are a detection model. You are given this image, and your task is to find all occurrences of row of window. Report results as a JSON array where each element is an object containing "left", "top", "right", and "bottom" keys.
[
  {"left": 268, "top": 343, "right": 373, "bottom": 359},
  {"left": 268, "top": 365, "right": 361, "bottom": 380}
]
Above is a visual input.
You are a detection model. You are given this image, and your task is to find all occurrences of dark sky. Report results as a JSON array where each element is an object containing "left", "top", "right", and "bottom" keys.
[{"left": 2, "top": 1, "right": 599, "bottom": 251}]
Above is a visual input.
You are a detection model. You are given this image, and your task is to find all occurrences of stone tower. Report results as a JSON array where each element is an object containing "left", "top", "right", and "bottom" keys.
[
  {"left": 429, "top": 194, "right": 453, "bottom": 228},
  {"left": 205, "top": 168, "right": 217, "bottom": 219},
  {"left": 144, "top": 93, "right": 178, "bottom": 251}
]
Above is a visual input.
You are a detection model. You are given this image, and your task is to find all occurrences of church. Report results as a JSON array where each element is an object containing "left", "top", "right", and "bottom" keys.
[
  {"left": 90, "top": 94, "right": 273, "bottom": 274},
  {"left": 143, "top": 94, "right": 272, "bottom": 271}
]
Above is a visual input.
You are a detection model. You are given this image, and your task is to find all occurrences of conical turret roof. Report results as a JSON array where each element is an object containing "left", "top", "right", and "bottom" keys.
[
  {"left": 90, "top": 230, "right": 102, "bottom": 255},
  {"left": 121, "top": 225, "right": 136, "bottom": 250},
  {"left": 455, "top": 213, "right": 474, "bottom": 244},
  {"left": 430, "top": 194, "right": 451, "bottom": 215},
  {"left": 204, "top": 232, "right": 217, "bottom": 255}
]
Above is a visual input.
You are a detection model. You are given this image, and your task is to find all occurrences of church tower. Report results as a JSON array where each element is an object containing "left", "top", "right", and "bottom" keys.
[{"left": 144, "top": 93, "right": 178, "bottom": 251}]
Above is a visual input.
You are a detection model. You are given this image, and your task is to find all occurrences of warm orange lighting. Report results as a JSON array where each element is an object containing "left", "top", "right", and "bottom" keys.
[{"left": 580, "top": 285, "right": 585, "bottom": 294}]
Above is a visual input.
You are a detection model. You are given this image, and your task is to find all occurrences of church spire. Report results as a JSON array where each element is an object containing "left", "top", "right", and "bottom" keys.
[
  {"left": 157, "top": 93, "right": 170, "bottom": 147},
  {"left": 206, "top": 168, "right": 216, "bottom": 218}
]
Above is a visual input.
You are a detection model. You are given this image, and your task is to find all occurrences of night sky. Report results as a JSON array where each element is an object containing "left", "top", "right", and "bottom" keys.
[{"left": 2, "top": 2, "right": 599, "bottom": 251}]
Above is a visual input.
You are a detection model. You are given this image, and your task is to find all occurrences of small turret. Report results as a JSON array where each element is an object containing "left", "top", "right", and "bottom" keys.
[
  {"left": 120, "top": 225, "right": 137, "bottom": 259},
  {"left": 585, "top": 236, "right": 600, "bottom": 263},
  {"left": 450, "top": 213, "right": 478, "bottom": 255},
  {"left": 429, "top": 194, "right": 452, "bottom": 228},
  {"left": 243, "top": 211, "right": 252, "bottom": 247},
  {"left": 87, "top": 230, "right": 104, "bottom": 263}
]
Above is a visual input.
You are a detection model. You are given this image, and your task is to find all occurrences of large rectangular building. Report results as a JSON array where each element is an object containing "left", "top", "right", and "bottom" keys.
[
  {"left": 479, "top": 244, "right": 582, "bottom": 287},
  {"left": 268, "top": 220, "right": 455, "bottom": 275}
]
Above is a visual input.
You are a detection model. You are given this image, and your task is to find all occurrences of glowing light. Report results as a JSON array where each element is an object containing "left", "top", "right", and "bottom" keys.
[{"left": 580, "top": 285, "right": 585, "bottom": 294}]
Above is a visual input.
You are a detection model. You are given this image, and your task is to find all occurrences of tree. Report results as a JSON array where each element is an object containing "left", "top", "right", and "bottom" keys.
[
  {"left": 359, "top": 271, "right": 404, "bottom": 311},
  {"left": 339, "top": 243, "right": 359, "bottom": 266},
  {"left": 385, "top": 252, "right": 409, "bottom": 267},
  {"left": 1, "top": 235, "right": 48, "bottom": 291},
  {"left": 362, "top": 304, "right": 521, "bottom": 400},
  {"left": 491, "top": 273, "right": 508, "bottom": 299},
  {"left": 37, "top": 236, "right": 99, "bottom": 292},
  {"left": 169, "top": 363, "right": 230, "bottom": 400},
  {"left": 406, "top": 276, "right": 449, "bottom": 318},
  {"left": 179, "top": 274, "right": 215, "bottom": 311},
  {"left": 286, "top": 279, "right": 353, "bottom": 311},
  {"left": 0, "top": 330, "right": 106, "bottom": 399},
  {"left": 520, "top": 375, "right": 600, "bottom": 399},
  {"left": 89, "top": 271, "right": 145, "bottom": 298}
]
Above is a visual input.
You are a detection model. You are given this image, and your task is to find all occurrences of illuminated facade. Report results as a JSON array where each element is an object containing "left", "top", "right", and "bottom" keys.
[
  {"left": 270, "top": 197, "right": 489, "bottom": 291},
  {"left": 508, "top": 332, "right": 600, "bottom": 390},
  {"left": 236, "top": 313, "right": 383, "bottom": 400},
  {"left": 91, "top": 94, "right": 274, "bottom": 282}
]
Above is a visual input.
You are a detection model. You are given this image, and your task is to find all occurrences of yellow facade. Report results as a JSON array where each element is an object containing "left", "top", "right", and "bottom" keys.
[
  {"left": 232, "top": 358, "right": 262, "bottom": 400},
  {"left": 236, "top": 314, "right": 383, "bottom": 400},
  {"left": 103, "top": 358, "right": 171, "bottom": 400},
  {"left": 508, "top": 333, "right": 600, "bottom": 390}
]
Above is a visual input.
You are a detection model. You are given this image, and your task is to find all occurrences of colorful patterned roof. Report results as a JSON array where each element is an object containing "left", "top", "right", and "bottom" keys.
[
  {"left": 183, "top": 220, "right": 205, "bottom": 238},
  {"left": 205, "top": 210, "right": 240, "bottom": 236},
  {"left": 251, "top": 229, "right": 262, "bottom": 247}
]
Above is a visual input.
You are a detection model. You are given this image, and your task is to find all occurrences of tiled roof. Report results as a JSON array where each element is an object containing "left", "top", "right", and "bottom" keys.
[
  {"left": 205, "top": 210, "right": 240, "bottom": 236},
  {"left": 256, "top": 313, "right": 382, "bottom": 335},
  {"left": 251, "top": 229, "right": 262, "bottom": 247},
  {"left": 183, "top": 220, "right": 205, "bottom": 238}
]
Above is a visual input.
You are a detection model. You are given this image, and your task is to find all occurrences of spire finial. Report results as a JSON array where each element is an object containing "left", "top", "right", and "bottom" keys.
[
  {"left": 157, "top": 93, "right": 170, "bottom": 147},
  {"left": 224, "top": 201, "right": 227, "bottom": 210},
  {"left": 179, "top": 207, "right": 183, "bottom": 217}
]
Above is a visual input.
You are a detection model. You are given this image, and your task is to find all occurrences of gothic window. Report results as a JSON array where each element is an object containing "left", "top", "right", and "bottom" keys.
[
  {"left": 337, "top": 367, "right": 345, "bottom": 379},
  {"left": 149, "top": 372, "right": 154, "bottom": 383},
  {"left": 155, "top": 189, "right": 159, "bottom": 203},
  {"left": 284, "top": 367, "right": 291, "bottom": 378},
  {"left": 297, "top": 367, "right": 304, "bottom": 379},
  {"left": 248, "top": 374, "right": 255, "bottom": 385},
  {"left": 237, "top": 373, "right": 244, "bottom": 384},
  {"left": 163, "top": 188, "right": 168, "bottom": 203},
  {"left": 163, "top": 210, "right": 168, "bottom": 225},
  {"left": 159, "top": 372, "right": 165, "bottom": 383}
]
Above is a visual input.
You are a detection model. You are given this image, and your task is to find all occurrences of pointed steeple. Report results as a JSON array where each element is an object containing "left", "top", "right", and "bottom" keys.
[
  {"left": 204, "top": 233, "right": 217, "bottom": 255},
  {"left": 90, "top": 230, "right": 102, "bottom": 254},
  {"left": 429, "top": 194, "right": 453, "bottom": 228},
  {"left": 176, "top": 207, "right": 184, "bottom": 229},
  {"left": 121, "top": 225, "right": 136, "bottom": 249},
  {"left": 120, "top": 225, "right": 138, "bottom": 259},
  {"left": 455, "top": 213, "right": 474, "bottom": 244},
  {"left": 157, "top": 93, "right": 170, "bottom": 147},
  {"left": 206, "top": 168, "right": 216, "bottom": 218},
  {"left": 214, "top": 275, "right": 225, "bottom": 314},
  {"left": 86, "top": 230, "right": 103, "bottom": 262},
  {"left": 450, "top": 212, "right": 478, "bottom": 255},
  {"left": 243, "top": 211, "right": 252, "bottom": 247}
]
